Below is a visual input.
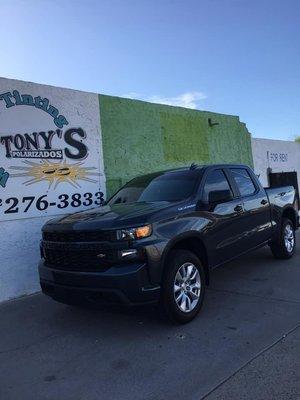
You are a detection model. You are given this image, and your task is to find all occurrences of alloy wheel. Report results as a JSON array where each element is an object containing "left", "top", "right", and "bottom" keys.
[
  {"left": 174, "top": 262, "right": 201, "bottom": 313},
  {"left": 284, "top": 224, "right": 295, "bottom": 253}
]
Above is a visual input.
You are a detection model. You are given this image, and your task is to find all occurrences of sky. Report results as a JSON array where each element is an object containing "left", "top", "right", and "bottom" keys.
[{"left": 0, "top": 0, "right": 300, "bottom": 140}]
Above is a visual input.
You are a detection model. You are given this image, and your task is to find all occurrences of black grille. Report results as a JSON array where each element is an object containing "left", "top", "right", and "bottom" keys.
[
  {"left": 44, "top": 248, "right": 114, "bottom": 272},
  {"left": 43, "top": 230, "right": 116, "bottom": 243}
]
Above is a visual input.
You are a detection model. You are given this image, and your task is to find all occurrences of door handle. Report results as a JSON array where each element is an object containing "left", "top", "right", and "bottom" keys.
[
  {"left": 261, "top": 199, "right": 268, "bottom": 205},
  {"left": 234, "top": 204, "right": 244, "bottom": 213}
]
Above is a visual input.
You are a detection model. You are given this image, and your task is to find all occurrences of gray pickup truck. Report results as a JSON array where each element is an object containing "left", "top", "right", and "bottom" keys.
[{"left": 39, "top": 164, "right": 299, "bottom": 323}]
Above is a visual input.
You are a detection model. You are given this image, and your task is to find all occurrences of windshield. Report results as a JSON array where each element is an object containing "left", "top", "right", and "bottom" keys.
[{"left": 108, "top": 170, "right": 200, "bottom": 205}]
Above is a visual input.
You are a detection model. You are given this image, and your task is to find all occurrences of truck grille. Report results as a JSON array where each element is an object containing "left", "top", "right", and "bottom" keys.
[
  {"left": 43, "top": 230, "right": 116, "bottom": 243},
  {"left": 44, "top": 248, "right": 114, "bottom": 272},
  {"left": 42, "top": 229, "right": 120, "bottom": 272}
]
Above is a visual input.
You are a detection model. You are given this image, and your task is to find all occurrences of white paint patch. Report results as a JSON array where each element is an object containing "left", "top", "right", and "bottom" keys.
[
  {"left": 0, "top": 217, "right": 48, "bottom": 301},
  {"left": 251, "top": 138, "right": 300, "bottom": 188},
  {"left": 0, "top": 77, "right": 105, "bottom": 302}
]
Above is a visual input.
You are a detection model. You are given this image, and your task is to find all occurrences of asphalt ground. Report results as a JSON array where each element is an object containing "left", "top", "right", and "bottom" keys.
[{"left": 1, "top": 232, "right": 299, "bottom": 400}]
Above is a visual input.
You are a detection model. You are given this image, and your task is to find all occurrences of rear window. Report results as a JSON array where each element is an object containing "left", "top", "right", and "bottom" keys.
[{"left": 230, "top": 168, "right": 256, "bottom": 196}]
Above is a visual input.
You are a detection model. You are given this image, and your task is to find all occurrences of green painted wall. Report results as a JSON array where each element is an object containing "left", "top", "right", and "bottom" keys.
[{"left": 99, "top": 95, "right": 253, "bottom": 197}]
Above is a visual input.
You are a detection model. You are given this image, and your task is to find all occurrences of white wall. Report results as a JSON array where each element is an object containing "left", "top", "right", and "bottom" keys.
[
  {"left": 0, "top": 78, "right": 105, "bottom": 302},
  {"left": 251, "top": 138, "right": 300, "bottom": 188},
  {"left": 0, "top": 217, "right": 49, "bottom": 301}
]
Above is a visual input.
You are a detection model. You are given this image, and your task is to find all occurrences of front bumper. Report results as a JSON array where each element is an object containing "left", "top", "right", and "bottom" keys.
[{"left": 39, "top": 260, "right": 161, "bottom": 306}]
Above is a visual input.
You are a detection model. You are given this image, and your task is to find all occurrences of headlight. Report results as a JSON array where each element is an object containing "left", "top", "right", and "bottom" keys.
[{"left": 118, "top": 224, "right": 152, "bottom": 240}]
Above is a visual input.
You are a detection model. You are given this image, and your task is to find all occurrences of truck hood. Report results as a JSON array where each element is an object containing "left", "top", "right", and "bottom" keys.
[{"left": 44, "top": 201, "right": 177, "bottom": 231}]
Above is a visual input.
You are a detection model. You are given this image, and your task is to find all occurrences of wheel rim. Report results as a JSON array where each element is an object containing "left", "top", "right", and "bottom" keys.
[
  {"left": 284, "top": 224, "right": 294, "bottom": 253},
  {"left": 174, "top": 262, "right": 201, "bottom": 313}
]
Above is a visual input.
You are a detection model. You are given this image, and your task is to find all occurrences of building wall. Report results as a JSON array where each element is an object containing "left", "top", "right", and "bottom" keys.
[
  {"left": 252, "top": 138, "right": 300, "bottom": 187},
  {"left": 99, "top": 95, "right": 253, "bottom": 197}
]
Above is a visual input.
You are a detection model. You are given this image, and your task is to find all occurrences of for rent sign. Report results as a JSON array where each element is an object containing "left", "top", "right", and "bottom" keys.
[
  {"left": 267, "top": 151, "right": 288, "bottom": 164},
  {"left": 0, "top": 78, "right": 105, "bottom": 221}
]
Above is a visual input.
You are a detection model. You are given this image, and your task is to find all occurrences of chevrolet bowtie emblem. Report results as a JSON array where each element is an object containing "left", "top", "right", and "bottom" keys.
[{"left": 97, "top": 253, "right": 106, "bottom": 258}]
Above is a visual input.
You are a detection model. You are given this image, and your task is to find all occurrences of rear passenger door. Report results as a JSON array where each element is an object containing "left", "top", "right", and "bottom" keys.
[
  {"left": 201, "top": 168, "right": 249, "bottom": 267},
  {"left": 229, "top": 167, "right": 272, "bottom": 248}
]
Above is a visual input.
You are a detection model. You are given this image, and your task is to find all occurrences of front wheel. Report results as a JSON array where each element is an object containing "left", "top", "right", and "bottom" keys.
[
  {"left": 160, "top": 249, "right": 206, "bottom": 324},
  {"left": 270, "top": 218, "right": 296, "bottom": 259}
]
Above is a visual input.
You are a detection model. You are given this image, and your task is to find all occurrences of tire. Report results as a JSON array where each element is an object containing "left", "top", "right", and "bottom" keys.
[
  {"left": 270, "top": 218, "right": 296, "bottom": 259},
  {"left": 160, "top": 249, "right": 206, "bottom": 324}
]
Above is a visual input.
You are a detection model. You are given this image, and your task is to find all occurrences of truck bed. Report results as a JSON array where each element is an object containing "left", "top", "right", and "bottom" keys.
[{"left": 265, "top": 185, "right": 299, "bottom": 229}]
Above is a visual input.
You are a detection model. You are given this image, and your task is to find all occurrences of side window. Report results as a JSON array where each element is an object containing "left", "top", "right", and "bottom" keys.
[
  {"left": 203, "top": 169, "right": 233, "bottom": 201},
  {"left": 230, "top": 168, "right": 256, "bottom": 196}
]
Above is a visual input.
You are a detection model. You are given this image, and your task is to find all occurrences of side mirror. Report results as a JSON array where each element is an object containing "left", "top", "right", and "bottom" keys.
[{"left": 208, "top": 189, "right": 233, "bottom": 204}]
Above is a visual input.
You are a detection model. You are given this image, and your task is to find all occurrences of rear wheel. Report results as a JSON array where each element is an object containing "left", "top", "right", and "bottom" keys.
[
  {"left": 160, "top": 249, "right": 206, "bottom": 324},
  {"left": 270, "top": 218, "right": 296, "bottom": 259}
]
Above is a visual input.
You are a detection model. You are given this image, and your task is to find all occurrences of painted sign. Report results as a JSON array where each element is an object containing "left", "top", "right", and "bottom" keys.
[
  {"left": 0, "top": 78, "right": 105, "bottom": 221},
  {"left": 267, "top": 151, "right": 288, "bottom": 164}
]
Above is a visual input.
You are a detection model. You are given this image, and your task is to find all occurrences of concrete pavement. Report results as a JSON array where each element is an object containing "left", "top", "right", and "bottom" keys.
[{"left": 1, "top": 233, "right": 299, "bottom": 400}]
